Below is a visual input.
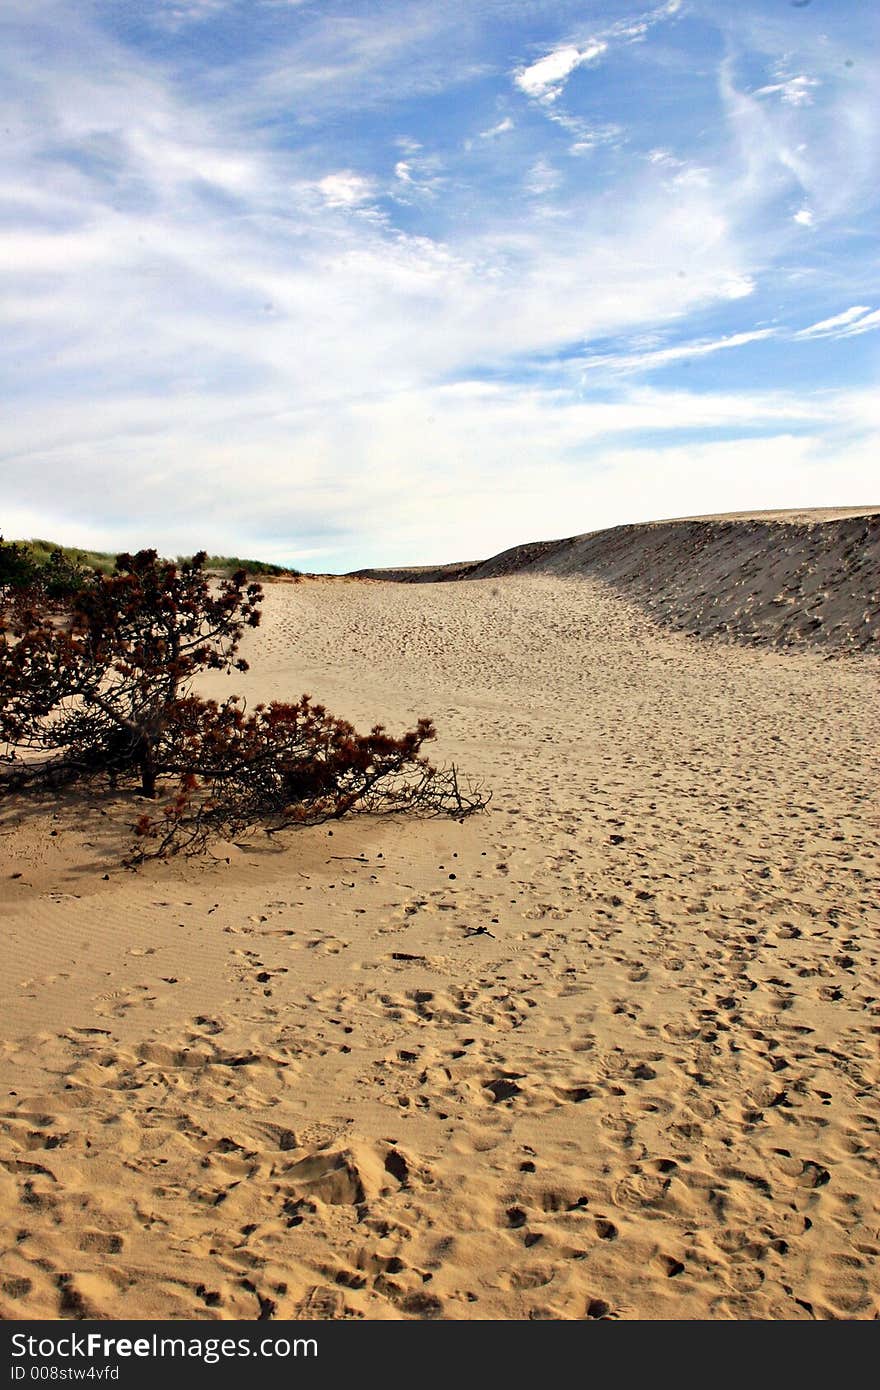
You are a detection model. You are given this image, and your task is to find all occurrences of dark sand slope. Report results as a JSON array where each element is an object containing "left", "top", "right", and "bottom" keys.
[{"left": 354, "top": 508, "right": 880, "bottom": 654}]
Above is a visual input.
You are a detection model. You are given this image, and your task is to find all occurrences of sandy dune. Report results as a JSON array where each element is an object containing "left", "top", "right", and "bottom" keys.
[
  {"left": 356, "top": 508, "right": 880, "bottom": 655},
  {"left": 1, "top": 545, "right": 878, "bottom": 1319}
]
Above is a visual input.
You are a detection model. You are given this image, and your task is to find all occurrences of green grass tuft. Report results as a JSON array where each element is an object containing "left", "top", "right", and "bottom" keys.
[
  {"left": 24, "top": 539, "right": 118, "bottom": 574},
  {"left": 2, "top": 537, "right": 301, "bottom": 585},
  {"left": 179, "top": 554, "right": 302, "bottom": 578}
]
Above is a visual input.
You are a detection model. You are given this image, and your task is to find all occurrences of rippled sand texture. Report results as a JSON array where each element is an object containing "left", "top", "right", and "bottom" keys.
[{"left": 1, "top": 572, "right": 878, "bottom": 1320}]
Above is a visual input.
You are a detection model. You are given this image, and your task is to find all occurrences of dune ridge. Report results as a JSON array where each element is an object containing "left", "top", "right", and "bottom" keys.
[{"left": 353, "top": 508, "right": 880, "bottom": 654}]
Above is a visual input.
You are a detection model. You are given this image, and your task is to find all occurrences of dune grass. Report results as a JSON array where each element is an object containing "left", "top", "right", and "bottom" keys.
[
  {"left": 25, "top": 539, "right": 118, "bottom": 575},
  {"left": 184, "top": 554, "right": 301, "bottom": 578},
  {"left": 2, "top": 538, "right": 301, "bottom": 582}
]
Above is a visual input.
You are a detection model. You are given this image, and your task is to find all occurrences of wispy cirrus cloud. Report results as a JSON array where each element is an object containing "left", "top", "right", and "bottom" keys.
[
  {"left": 479, "top": 116, "right": 514, "bottom": 140},
  {"left": 753, "top": 74, "right": 821, "bottom": 107},
  {"left": 577, "top": 329, "right": 778, "bottom": 378},
  {"left": 796, "top": 306, "right": 880, "bottom": 340}
]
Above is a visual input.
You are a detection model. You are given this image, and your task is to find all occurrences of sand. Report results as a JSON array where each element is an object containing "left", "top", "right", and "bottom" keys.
[
  {"left": 355, "top": 508, "right": 880, "bottom": 655},
  {"left": 1, "top": 526, "right": 878, "bottom": 1320}
]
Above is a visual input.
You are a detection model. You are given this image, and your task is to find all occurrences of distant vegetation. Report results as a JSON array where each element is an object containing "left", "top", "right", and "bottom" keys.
[
  {"left": 0, "top": 538, "right": 100, "bottom": 597},
  {"left": 0, "top": 537, "right": 301, "bottom": 593},
  {"left": 19, "top": 538, "right": 118, "bottom": 575},
  {"left": 186, "top": 554, "right": 302, "bottom": 579}
]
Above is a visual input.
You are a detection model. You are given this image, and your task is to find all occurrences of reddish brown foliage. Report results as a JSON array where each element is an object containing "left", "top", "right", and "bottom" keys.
[
  {"left": 1, "top": 549, "right": 488, "bottom": 858},
  {"left": 1, "top": 550, "right": 260, "bottom": 798}
]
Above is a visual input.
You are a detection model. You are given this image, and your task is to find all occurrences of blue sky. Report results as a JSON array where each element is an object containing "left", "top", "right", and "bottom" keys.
[{"left": 1, "top": 0, "right": 878, "bottom": 570}]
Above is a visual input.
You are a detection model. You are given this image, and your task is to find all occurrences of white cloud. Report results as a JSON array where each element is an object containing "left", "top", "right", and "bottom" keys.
[
  {"left": 549, "top": 112, "right": 623, "bottom": 155},
  {"left": 512, "top": 3, "right": 688, "bottom": 152},
  {"left": 795, "top": 305, "right": 874, "bottom": 338},
  {"left": 793, "top": 207, "right": 814, "bottom": 226},
  {"left": 647, "top": 148, "right": 680, "bottom": 167},
  {"left": 316, "top": 171, "right": 375, "bottom": 207},
  {"left": 149, "top": 0, "right": 235, "bottom": 30},
  {"left": 479, "top": 117, "right": 513, "bottom": 139},
  {"left": 226, "top": 4, "right": 493, "bottom": 125},
  {"left": 718, "top": 30, "right": 879, "bottom": 232},
  {"left": 754, "top": 75, "right": 820, "bottom": 108},
  {"left": 388, "top": 149, "right": 445, "bottom": 200},
  {"left": 513, "top": 0, "right": 686, "bottom": 110},
  {"left": 515, "top": 43, "right": 606, "bottom": 101},
  {"left": 579, "top": 329, "right": 777, "bottom": 377},
  {"left": 836, "top": 308, "right": 880, "bottom": 337},
  {"left": 524, "top": 159, "right": 560, "bottom": 196},
  {"left": 669, "top": 166, "right": 710, "bottom": 190},
  {"left": 720, "top": 276, "right": 756, "bottom": 300},
  {"left": 7, "top": 378, "right": 873, "bottom": 570}
]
